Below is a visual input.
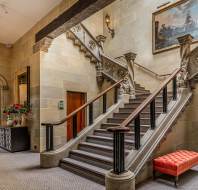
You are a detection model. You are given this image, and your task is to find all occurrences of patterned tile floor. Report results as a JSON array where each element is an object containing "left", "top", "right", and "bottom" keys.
[
  {"left": 137, "top": 166, "right": 198, "bottom": 190},
  {"left": 0, "top": 148, "right": 105, "bottom": 190}
]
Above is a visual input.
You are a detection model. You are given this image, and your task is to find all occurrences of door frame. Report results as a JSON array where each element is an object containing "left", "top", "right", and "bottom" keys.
[{"left": 66, "top": 91, "right": 87, "bottom": 139}]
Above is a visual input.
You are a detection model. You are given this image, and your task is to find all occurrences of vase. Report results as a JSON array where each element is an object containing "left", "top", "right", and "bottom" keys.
[
  {"left": 7, "top": 119, "right": 13, "bottom": 127},
  {"left": 21, "top": 114, "right": 27, "bottom": 126}
]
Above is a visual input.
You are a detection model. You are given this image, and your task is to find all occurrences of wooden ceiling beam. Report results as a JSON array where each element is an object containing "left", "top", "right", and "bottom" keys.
[{"left": 35, "top": 0, "right": 116, "bottom": 42}]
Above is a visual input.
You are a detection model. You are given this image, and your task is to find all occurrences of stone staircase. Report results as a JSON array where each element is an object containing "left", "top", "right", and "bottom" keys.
[{"left": 60, "top": 86, "right": 173, "bottom": 185}]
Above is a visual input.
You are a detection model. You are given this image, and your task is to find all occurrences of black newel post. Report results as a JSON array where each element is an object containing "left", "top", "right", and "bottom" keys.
[
  {"left": 89, "top": 103, "right": 93, "bottom": 125},
  {"left": 163, "top": 86, "right": 168, "bottom": 113},
  {"left": 103, "top": 94, "right": 107, "bottom": 113},
  {"left": 107, "top": 127, "right": 130, "bottom": 175},
  {"left": 46, "top": 124, "right": 54, "bottom": 151},
  {"left": 150, "top": 100, "right": 156, "bottom": 129},
  {"left": 73, "top": 114, "right": 78, "bottom": 138},
  {"left": 134, "top": 115, "right": 141, "bottom": 150},
  {"left": 173, "top": 76, "right": 177, "bottom": 100},
  {"left": 114, "top": 86, "right": 118, "bottom": 104}
]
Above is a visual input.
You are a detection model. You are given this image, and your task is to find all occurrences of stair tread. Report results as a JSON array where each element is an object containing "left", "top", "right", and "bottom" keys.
[
  {"left": 70, "top": 149, "right": 113, "bottom": 163},
  {"left": 108, "top": 117, "right": 150, "bottom": 120},
  {"left": 80, "top": 141, "right": 113, "bottom": 151},
  {"left": 87, "top": 135, "right": 135, "bottom": 144},
  {"left": 61, "top": 157, "right": 108, "bottom": 176},
  {"left": 95, "top": 129, "right": 145, "bottom": 135},
  {"left": 115, "top": 111, "right": 161, "bottom": 114},
  {"left": 102, "top": 123, "right": 150, "bottom": 127}
]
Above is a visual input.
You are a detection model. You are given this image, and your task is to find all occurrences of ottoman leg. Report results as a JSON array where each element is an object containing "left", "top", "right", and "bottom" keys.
[
  {"left": 153, "top": 170, "right": 156, "bottom": 180},
  {"left": 174, "top": 176, "right": 179, "bottom": 188}
]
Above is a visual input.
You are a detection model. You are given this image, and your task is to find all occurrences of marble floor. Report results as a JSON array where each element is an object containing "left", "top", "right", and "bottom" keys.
[{"left": 0, "top": 148, "right": 104, "bottom": 190}]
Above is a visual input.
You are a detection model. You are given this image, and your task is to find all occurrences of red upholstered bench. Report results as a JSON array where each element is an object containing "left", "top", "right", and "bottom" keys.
[{"left": 153, "top": 150, "right": 198, "bottom": 187}]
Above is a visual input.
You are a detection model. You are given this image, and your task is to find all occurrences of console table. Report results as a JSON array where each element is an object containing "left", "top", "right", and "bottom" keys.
[{"left": 0, "top": 126, "right": 30, "bottom": 152}]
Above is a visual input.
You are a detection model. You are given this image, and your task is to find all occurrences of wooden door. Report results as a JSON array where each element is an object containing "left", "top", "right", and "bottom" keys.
[{"left": 67, "top": 92, "right": 86, "bottom": 141}]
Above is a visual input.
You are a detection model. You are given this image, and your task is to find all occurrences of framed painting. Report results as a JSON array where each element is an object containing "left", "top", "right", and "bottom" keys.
[{"left": 153, "top": 0, "right": 198, "bottom": 54}]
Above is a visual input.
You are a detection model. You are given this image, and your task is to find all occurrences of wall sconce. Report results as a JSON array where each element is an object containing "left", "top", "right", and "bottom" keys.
[{"left": 105, "top": 14, "right": 115, "bottom": 38}]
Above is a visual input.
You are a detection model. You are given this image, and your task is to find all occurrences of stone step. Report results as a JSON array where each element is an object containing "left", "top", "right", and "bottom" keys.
[
  {"left": 120, "top": 106, "right": 163, "bottom": 112},
  {"left": 124, "top": 102, "right": 163, "bottom": 109},
  {"left": 101, "top": 123, "right": 150, "bottom": 133},
  {"left": 85, "top": 52, "right": 92, "bottom": 59},
  {"left": 94, "top": 129, "right": 145, "bottom": 140},
  {"left": 129, "top": 97, "right": 172, "bottom": 104},
  {"left": 73, "top": 39, "right": 81, "bottom": 47},
  {"left": 133, "top": 93, "right": 151, "bottom": 98},
  {"left": 107, "top": 117, "right": 150, "bottom": 125},
  {"left": 79, "top": 46, "right": 87, "bottom": 53},
  {"left": 90, "top": 57, "right": 97, "bottom": 64},
  {"left": 60, "top": 158, "right": 107, "bottom": 185},
  {"left": 86, "top": 135, "right": 134, "bottom": 149},
  {"left": 79, "top": 141, "right": 130, "bottom": 157},
  {"left": 113, "top": 112, "right": 161, "bottom": 119},
  {"left": 69, "top": 149, "right": 113, "bottom": 170},
  {"left": 135, "top": 89, "right": 150, "bottom": 94}
]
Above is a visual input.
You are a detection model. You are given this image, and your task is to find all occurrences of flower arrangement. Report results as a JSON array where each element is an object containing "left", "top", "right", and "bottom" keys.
[
  {"left": 3, "top": 104, "right": 30, "bottom": 115},
  {"left": 3, "top": 104, "right": 31, "bottom": 127}
]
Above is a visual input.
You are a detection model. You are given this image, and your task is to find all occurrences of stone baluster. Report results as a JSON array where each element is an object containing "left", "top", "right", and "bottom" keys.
[
  {"left": 177, "top": 34, "right": 193, "bottom": 88},
  {"left": 95, "top": 35, "right": 107, "bottom": 86},
  {"left": 96, "top": 35, "right": 107, "bottom": 51},
  {"left": 96, "top": 62, "right": 104, "bottom": 86},
  {"left": 122, "top": 52, "right": 137, "bottom": 99}
]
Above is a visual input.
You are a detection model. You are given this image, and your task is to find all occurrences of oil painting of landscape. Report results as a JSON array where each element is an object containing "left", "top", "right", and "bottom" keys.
[{"left": 153, "top": 0, "right": 198, "bottom": 54}]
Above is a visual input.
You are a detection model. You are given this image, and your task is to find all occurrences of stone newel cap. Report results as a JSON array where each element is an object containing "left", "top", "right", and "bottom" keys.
[
  {"left": 124, "top": 52, "right": 137, "bottom": 62},
  {"left": 96, "top": 35, "right": 107, "bottom": 43},
  {"left": 177, "top": 34, "right": 194, "bottom": 45}
]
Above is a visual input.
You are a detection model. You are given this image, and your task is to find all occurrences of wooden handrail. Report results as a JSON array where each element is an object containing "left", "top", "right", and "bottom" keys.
[
  {"left": 134, "top": 62, "right": 171, "bottom": 78},
  {"left": 42, "top": 78, "right": 125, "bottom": 126},
  {"left": 115, "top": 56, "right": 172, "bottom": 78},
  {"left": 119, "top": 68, "right": 181, "bottom": 128}
]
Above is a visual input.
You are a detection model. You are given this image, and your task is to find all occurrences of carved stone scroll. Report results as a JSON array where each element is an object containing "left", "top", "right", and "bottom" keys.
[
  {"left": 123, "top": 52, "right": 137, "bottom": 98},
  {"left": 33, "top": 36, "right": 53, "bottom": 53},
  {"left": 177, "top": 34, "right": 193, "bottom": 88}
]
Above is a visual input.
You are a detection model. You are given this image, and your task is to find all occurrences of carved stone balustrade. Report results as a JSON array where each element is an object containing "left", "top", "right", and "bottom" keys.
[
  {"left": 124, "top": 52, "right": 137, "bottom": 98},
  {"left": 100, "top": 54, "right": 128, "bottom": 83},
  {"left": 177, "top": 34, "right": 193, "bottom": 88}
]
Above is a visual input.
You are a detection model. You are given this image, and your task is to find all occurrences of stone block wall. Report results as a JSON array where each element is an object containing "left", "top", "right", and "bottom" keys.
[
  {"left": 0, "top": 44, "right": 11, "bottom": 121},
  {"left": 102, "top": 0, "right": 198, "bottom": 90},
  {"left": 8, "top": 0, "right": 78, "bottom": 152},
  {"left": 40, "top": 10, "right": 104, "bottom": 151}
]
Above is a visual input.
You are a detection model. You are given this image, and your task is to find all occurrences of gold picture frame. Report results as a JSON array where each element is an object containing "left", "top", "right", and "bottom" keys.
[{"left": 153, "top": 0, "right": 198, "bottom": 54}]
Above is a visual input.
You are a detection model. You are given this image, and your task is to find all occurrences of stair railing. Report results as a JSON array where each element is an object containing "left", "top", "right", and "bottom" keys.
[
  {"left": 107, "top": 68, "right": 181, "bottom": 175},
  {"left": 41, "top": 78, "right": 125, "bottom": 151},
  {"left": 69, "top": 23, "right": 102, "bottom": 61},
  {"left": 68, "top": 23, "right": 135, "bottom": 96},
  {"left": 115, "top": 56, "right": 171, "bottom": 79}
]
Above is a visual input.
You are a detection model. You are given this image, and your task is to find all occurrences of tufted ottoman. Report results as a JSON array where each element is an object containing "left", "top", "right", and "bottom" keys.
[{"left": 153, "top": 150, "right": 198, "bottom": 187}]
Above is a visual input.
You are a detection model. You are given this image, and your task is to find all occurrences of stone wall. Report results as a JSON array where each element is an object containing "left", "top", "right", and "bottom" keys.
[
  {"left": 0, "top": 44, "right": 11, "bottom": 119},
  {"left": 0, "top": 43, "right": 11, "bottom": 90},
  {"left": 40, "top": 11, "right": 104, "bottom": 152},
  {"left": 8, "top": 0, "right": 79, "bottom": 152},
  {"left": 102, "top": 0, "right": 197, "bottom": 91}
]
